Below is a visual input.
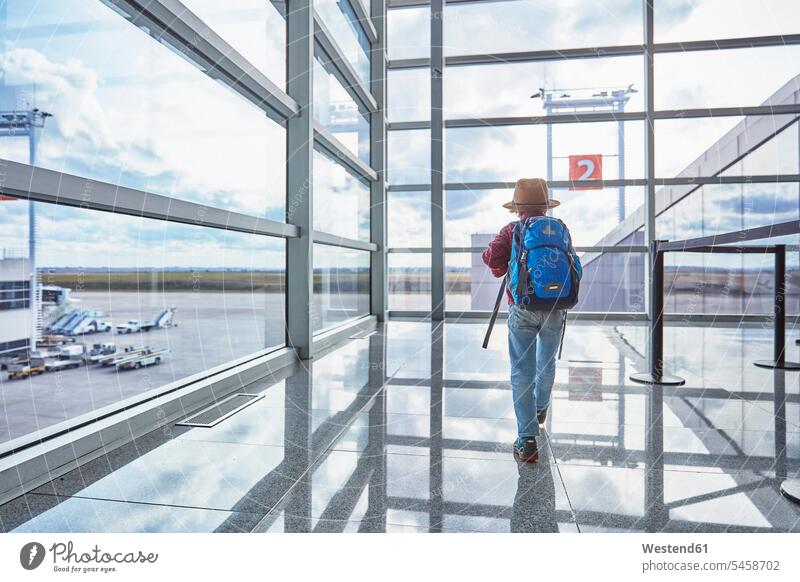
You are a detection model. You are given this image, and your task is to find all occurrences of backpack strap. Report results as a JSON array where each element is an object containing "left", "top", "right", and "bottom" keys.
[
  {"left": 512, "top": 220, "right": 530, "bottom": 304},
  {"left": 557, "top": 312, "right": 567, "bottom": 359}
]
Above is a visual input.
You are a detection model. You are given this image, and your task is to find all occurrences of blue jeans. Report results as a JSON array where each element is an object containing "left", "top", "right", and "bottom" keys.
[{"left": 507, "top": 305, "right": 565, "bottom": 439}]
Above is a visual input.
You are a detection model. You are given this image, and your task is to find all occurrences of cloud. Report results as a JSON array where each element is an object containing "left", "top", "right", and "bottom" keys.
[{"left": 3, "top": 0, "right": 287, "bottom": 212}]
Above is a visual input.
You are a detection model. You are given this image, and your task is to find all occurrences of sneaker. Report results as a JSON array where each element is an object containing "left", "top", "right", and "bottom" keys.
[
  {"left": 537, "top": 408, "right": 548, "bottom": 426},
  {"left": 513, "top": 437, "right": 539, "bottom": 463}
]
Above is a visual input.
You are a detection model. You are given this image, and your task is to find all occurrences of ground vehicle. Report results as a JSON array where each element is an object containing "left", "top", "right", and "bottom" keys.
[
  {"left": 69, "top": 316, "right": 112, "bottom": 336},
  {"left": 85, "top": 343, "right": 117, "bottom": 364},
  {"left": 140, "top": 307, "right": 177, "bottom": 332},
  {"left": 116, "top": 320, "right": 141, "bottom": 334},
  {"left": 97, "top": 345, "right": 147, "bottom": 367},
  {"left": 115, "top": 348, "right": 169, "bottom": 370},
  {"left": 7, "top": 358, "right": 46, "bottom": 380},
  {"left": 45, "top": 356, "right": 83, "bottom": 371},
  {"left": 44, "top": 345, "right": 86, "bottom": 371},
  {"left": 97, "top": 346, "right": 147, "bottom": 366},
  {"left": 59, "top": 345, "right": 85, "bottom": 358}
]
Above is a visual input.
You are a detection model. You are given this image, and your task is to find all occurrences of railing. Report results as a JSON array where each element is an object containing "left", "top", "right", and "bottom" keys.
[
  {"left": 629, "top": 220, "right": 800, "bottom": 506},
  {"left": 630, "top": 219, "right": 800, "bottom": 386}
]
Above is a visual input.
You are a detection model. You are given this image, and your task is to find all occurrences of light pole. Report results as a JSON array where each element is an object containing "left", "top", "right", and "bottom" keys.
[
  {"left": 532, "top": 85, "right": 637, "bottom": 221},
  {"left": 0, "top": 108, "right": 52, "bottom": 354}
]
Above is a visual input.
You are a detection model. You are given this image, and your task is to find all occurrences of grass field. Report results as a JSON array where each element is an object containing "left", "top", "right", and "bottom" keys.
[{"left": 41, "top": 270, "right": 372, "bottom": 293}]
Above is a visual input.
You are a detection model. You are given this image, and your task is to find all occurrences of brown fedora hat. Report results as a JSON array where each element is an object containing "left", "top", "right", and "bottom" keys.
[{"left": 502, "top": 178, "right": 560, "bottom": 211}]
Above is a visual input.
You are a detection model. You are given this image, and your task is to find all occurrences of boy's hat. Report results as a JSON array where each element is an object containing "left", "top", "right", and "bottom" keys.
[{"left": 502, "top": 178, "right": 560, "bottom": 211}]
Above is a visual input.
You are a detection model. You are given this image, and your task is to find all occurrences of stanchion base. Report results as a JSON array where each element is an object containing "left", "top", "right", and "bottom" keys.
[
  {"left": 753, "top": 360, "right": 800, "bottom": 370},
  {"left": 780, "top": 479, "right": 800, "bottom": 505},
  {"left": 629, "top": 372, "right": 686, "bottom": 386}
]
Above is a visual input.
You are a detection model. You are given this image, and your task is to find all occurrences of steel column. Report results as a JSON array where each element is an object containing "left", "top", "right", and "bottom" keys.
[
  {"left": 430, "top": 0, "right": 445, "bottom": 320},
  {"left": 286, "top": 0, "right": 315, "bottom": 359},
  {"left": 643, "top": 0, "right": 656, "bottom": 320},
  {"left": 27, "top": 116, "right": 38, "bottom": 353},
  {"left": 370, "top": 0, "right": 388, "bottom": 322}
]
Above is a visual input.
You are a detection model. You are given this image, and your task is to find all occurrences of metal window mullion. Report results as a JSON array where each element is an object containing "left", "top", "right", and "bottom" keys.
[
  {"left": 643, "top": 0, "right": 656, "bottom": 321},
  {"left": 313, "top": 231, "right": 378, "bottom": 252},
  {"left": 116, "top": 0, "right": 298, "bottom": 123},
  {"left": 349, "top": 0, "right": 379, "bottom": 44},
  {"left": 387, "top": 175, "right": 800, "bottom": 192},
  {"left": 653, "top": 104, "right": 800, "bottom": 119},
  {"left": 387, "top": 33, "right": 800, "bottom": 70},
  {"left": 430, "top": 0, "right": 445, "bottom": 320},
  {"left": 445, "top": 245, "right": 649, "bottom": 253},
  {"left": 386, "top": 104, "right": 800, "bottom": 130},
  {"left": 314, "top": 123, "right": 378, "bottom": 181},
  {"left": 0, "top": 159, "right": 299, "bottom": 238},
  {"left": 286, "top": 0, "right": 316, "bottom": 360},
  {"left": 389, "top": 0, "right": 505, "bottom": 7},
  {"left": 370, "top": 0, "right": 388, "bottom": 322},
  {"left": 314, "top": 12, "right": 378, "bottom": 112}
]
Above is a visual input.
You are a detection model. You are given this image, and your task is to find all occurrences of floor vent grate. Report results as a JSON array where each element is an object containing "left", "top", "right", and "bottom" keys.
[{"left": 176, "top": 393, "right": 264, "bottom": 428}]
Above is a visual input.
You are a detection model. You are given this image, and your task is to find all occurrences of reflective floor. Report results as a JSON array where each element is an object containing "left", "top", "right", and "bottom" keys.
[{"left": 2, "top": 320, "right": 800, "bottom": 533}]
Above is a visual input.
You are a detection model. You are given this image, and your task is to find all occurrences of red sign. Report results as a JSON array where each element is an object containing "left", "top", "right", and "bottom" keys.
[
  {"left": 568, "top": 154, "right": 603, "bottom": 190},
  {"left": 0, "top": 195, "right": 16, "bottom": 201}
]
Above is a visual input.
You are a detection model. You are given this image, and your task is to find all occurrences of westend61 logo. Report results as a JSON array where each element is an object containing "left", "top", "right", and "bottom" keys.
[{"left": 19, "top": 540, "right": 158, "bottom": 574}]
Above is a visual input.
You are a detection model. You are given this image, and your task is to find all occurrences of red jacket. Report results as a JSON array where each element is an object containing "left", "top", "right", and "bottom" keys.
[{"left": 482, "top": 211, "right": 545, "bottom": 304}]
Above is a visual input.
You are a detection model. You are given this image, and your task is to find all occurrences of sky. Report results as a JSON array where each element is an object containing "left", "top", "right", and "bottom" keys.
[{"left": 0, "top": 0, "right": 799, "bottom": 272}]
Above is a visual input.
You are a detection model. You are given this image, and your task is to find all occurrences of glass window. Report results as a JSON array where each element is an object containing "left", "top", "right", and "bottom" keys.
[
  {"left": 0, "top": 0, "right": 286, "bottom": 220},
  {"left": 445, "top": 187, "right": 644, "bottom": 249},
  {"left": 654, "top": 117, "right": 744, "bottom": 178},
  {"left": 665, "top": 252, "right": 774, "bottom": 315},
  {"left": 445, "top": 122, "right": 644, "bottom": 183},
  {"left": 316, "top": 0, "right": 371, "bottom": 86},
  {"left": 576, "top": 249, "right": 645, "bottom": 313},
  {"left": 387, "top": 6, "right": 429, "bottom": 61},
  {"left": 445, "top": 252, "right": 505, "bottom": 312},
  {"left": 388, "top": 253, "right": 431, "bottom": 311},
  {"left": 444, "top": 0, "right": 642, "bottom": 56},
  {"left": 728, "top": 121, "right": 799, "bottom": 177},
  {"left": 314, "top": 57, "right": 371, "bottom": 165},
  {"left": 655, "top": 47, "right": 800, "bottom": 110},
  {"left": 179, "top": 0, "right": 286, "bottom": 86},
  {"left": 445, "top": 58, "right": 644, "bottom": 119},
  {"left": 446, "top": 248, "right": 645, "bottom": 313},
  {"left": 388, "top": 190, "right": 430, "bottom": 248},
  {"left": 388, "top": 69, "right": 430, "bottom": 122},
  {"left": 655, "top": 0, "right": 800, "bottom": 42},
  {"left": 313, "top": 244, "right": 370, "bottom": 332},
  {"left": 388, "top": 129, "right": 430, "bottom": 185},
  {"left": 314, "top": 149, "right": 371, "bottom": 241},
  {"left": 2, "top": 204, "right": 285, "bottom": 444}
]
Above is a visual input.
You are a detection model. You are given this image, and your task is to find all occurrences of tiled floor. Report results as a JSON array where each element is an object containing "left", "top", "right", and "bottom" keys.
[{"left": 2, "top": 319, "right": 800, "bottom": 533}]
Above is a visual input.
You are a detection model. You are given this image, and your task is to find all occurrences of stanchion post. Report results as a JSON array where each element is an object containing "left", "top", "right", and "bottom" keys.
[
  {"left": 775, "top": 244, "right": 786, "bottom": 365},
  {"left": 755, "top": 244, "right": 800, "bottom": 370},
  {"left": 631, "top": 240, "right": 685, "bottom": 386},
  {"left": 651, "top": 240, "right": 665, "bottom": 377}
]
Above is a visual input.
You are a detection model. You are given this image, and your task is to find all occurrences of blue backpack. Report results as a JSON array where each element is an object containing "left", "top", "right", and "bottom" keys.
[{"left": 508, "top": 216, "right": 582, "bottom": 310}]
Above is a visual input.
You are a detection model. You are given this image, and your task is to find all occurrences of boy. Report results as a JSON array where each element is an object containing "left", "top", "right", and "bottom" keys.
[{"left": 482, "top": 178, "right": 581, "bottom": 463}]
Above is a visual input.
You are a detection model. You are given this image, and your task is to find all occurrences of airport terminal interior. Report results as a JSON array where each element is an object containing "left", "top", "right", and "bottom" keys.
[{"left": 1, "top": 0, "right": 800, "bottom": 532}]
